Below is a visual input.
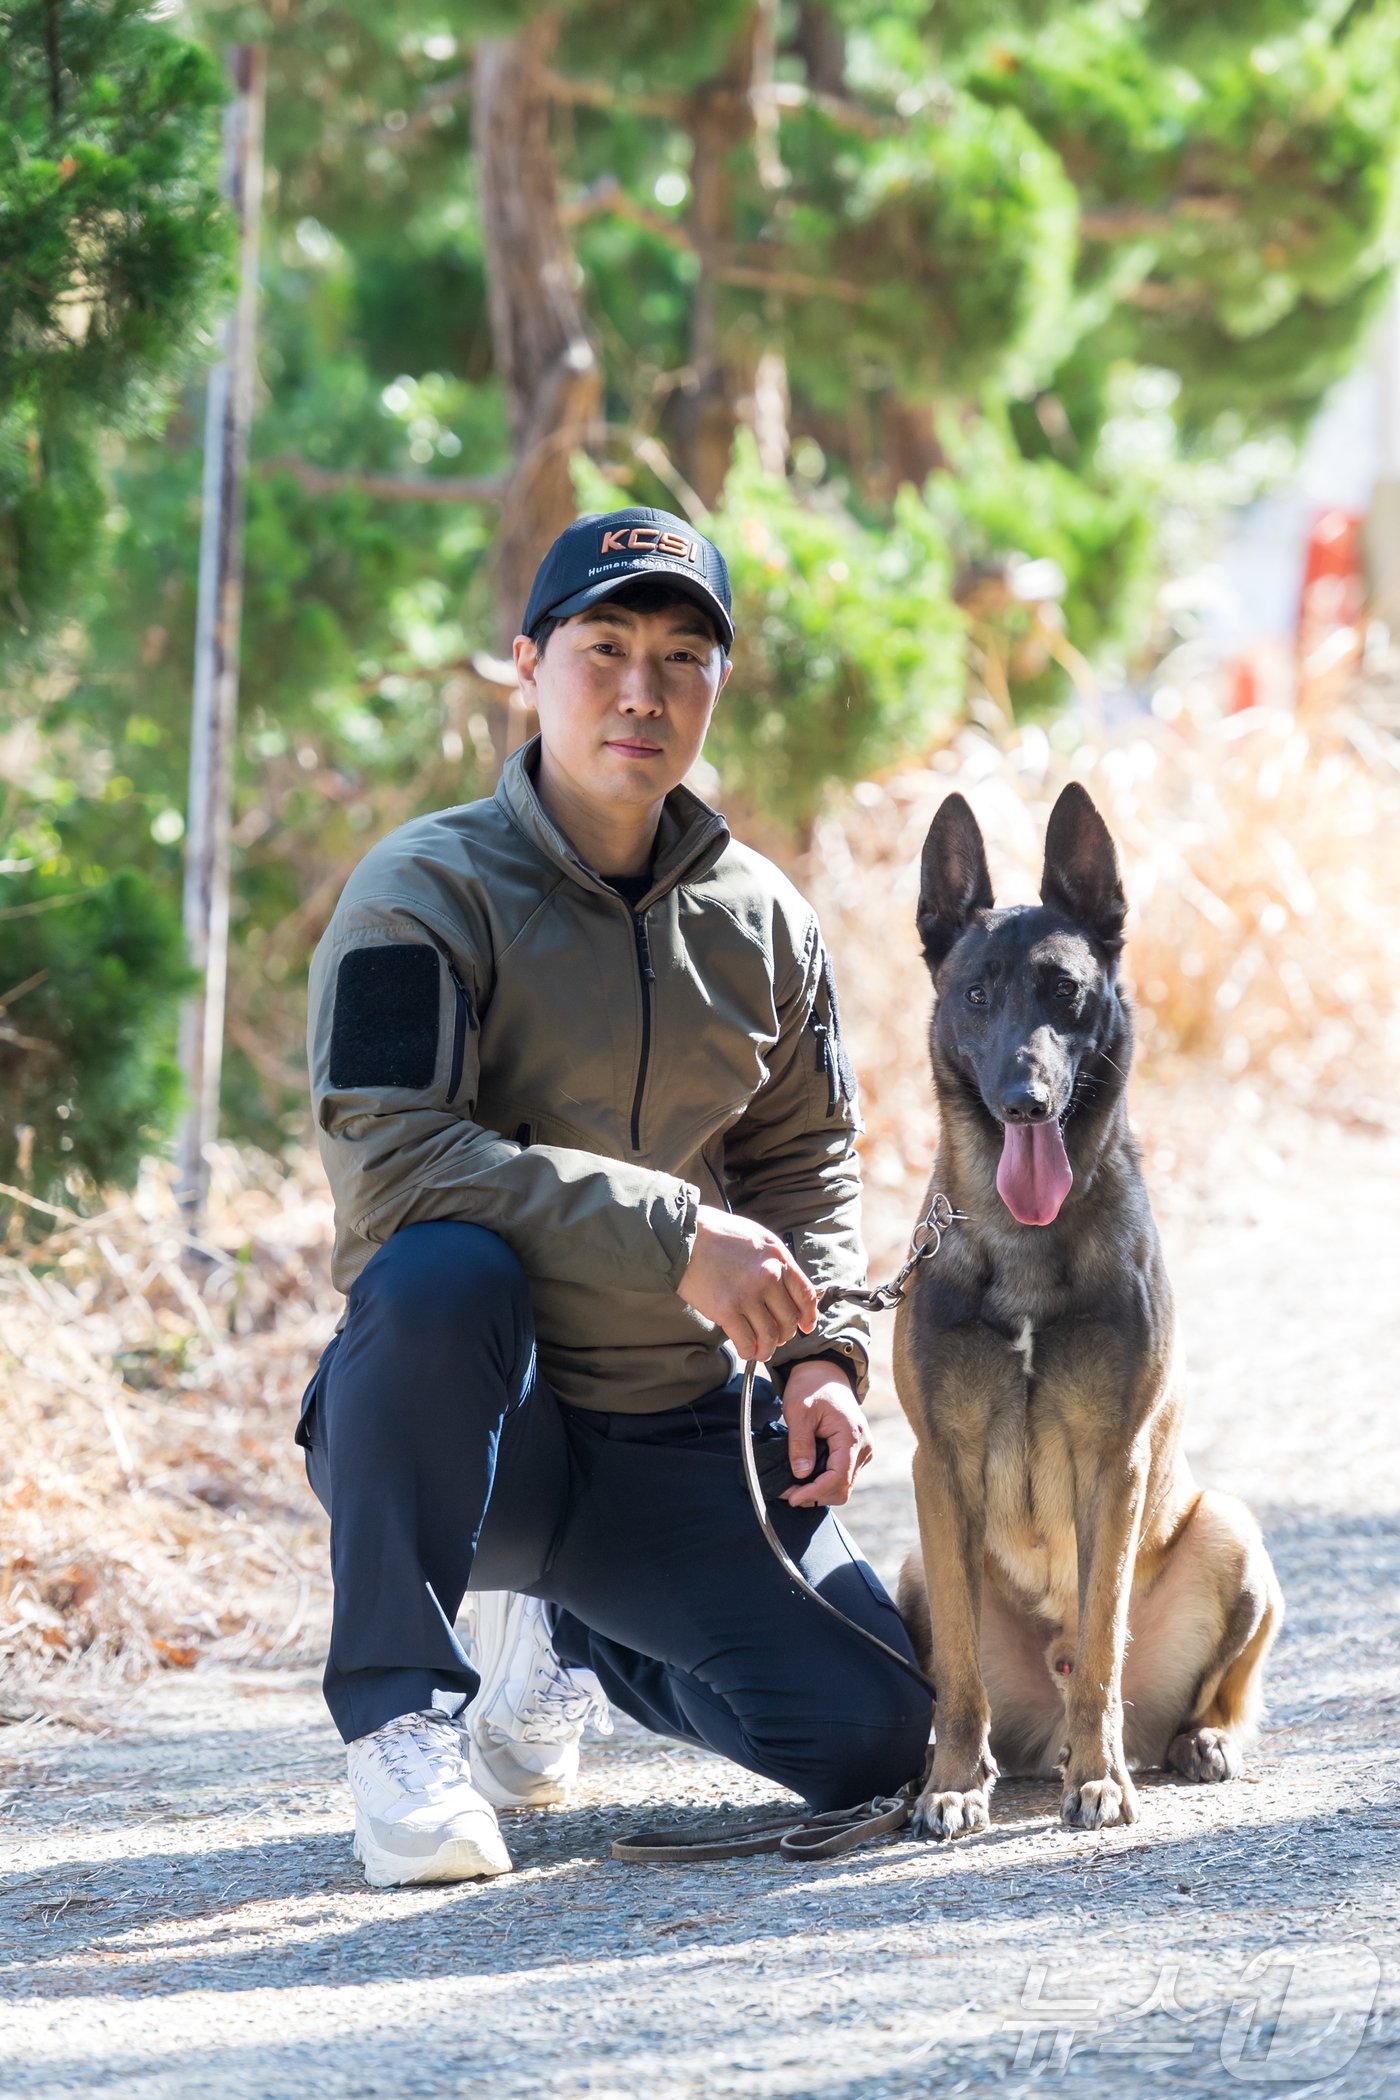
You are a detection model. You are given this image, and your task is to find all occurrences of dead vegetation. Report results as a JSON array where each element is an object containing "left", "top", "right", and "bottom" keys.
[
  {"left": 806, "top": 692, "right": 1400, "bottom": 1266},
  {"left": 0, "top": 1152, "right": 333, "bottom": 1714},
  {"left": 2, "top": 687, "right": 1397, "bottom": 1709}
]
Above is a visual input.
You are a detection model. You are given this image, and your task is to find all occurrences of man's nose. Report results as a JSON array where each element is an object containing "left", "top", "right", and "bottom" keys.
[{"left": 618, "top": 661, "right": 664, "bottom": 711}]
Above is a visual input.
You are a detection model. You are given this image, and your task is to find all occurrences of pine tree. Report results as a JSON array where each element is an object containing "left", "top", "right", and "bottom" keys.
[
  {"left": 6, "top": 0, "right": 1399, "bottom": 1174},
  {"left": 0, "top": 0, "right": 232, "bottom": 657}
]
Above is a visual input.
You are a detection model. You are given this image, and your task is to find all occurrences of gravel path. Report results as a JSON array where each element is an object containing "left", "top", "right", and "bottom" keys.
[{"left": 2, "top": 1112, "right": 1397, "bottom": 2100}]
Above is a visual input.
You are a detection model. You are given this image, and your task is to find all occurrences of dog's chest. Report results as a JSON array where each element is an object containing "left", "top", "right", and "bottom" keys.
[
  {"left": 982, "top": 1322, "right": 1080, "bottom": 1619},
  {"left": 981, "top": 1233, "right": 1075, "bottom": 1338}
]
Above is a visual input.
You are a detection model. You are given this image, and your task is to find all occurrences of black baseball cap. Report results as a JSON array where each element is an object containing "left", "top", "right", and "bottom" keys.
[{"left": 522, "top": 507, "right": 734, "bottom": 653}]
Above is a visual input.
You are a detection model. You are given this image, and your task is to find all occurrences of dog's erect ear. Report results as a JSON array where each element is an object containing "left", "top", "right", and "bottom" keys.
[
  {"left": 917, "top": 793, "right": 995, "bottom": 970},
  {"left": 1040, "top": 783, "right": 1126, "bottom": 952}
]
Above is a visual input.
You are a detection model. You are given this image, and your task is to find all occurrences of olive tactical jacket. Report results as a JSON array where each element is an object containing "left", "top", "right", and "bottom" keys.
[{"left": 307, "top": 739, "right": 870, "bottom": 1414}]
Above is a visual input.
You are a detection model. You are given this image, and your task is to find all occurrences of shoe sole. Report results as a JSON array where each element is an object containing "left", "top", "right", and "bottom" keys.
[
  {"left": 470, "top": 1763, "right": 573, "bottom": 1813},
  {"left": 353, "top": 1824, "right": 513, "bottom": 1889}
]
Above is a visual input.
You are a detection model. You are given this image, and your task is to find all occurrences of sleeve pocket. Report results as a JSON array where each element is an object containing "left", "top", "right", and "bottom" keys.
[
  {"left": 328, "top": 944, "right": 441, "bottom": 1090},
  {"left": 806, "top": 949, "right": 860, "bottom": 1123}
]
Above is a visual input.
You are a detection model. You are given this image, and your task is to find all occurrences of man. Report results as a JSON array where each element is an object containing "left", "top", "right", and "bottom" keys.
[{"left": 302, "top": 507, "right": 931, "bottom": 1887}]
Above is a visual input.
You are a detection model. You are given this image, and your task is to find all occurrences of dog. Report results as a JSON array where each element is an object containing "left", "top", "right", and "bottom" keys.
[{"left": 894, "top": 782, "right": 1283, "bottom": 1837}]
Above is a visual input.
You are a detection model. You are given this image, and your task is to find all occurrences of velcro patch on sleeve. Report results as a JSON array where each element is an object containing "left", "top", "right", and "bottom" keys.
[{"left": 328, "top": 944, "right": 440, "bottom": 1091}]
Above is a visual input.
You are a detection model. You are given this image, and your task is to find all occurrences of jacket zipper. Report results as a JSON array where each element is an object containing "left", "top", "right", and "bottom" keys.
[
  {"left": 810, "top": 1014, "right": 841, "bottom": 1116},
  {"left": 629, "top": 911, "right": 655, "bottom": 1152},
  {"left": 446, "top": 963, "right": 472, "bottom": 1102}
]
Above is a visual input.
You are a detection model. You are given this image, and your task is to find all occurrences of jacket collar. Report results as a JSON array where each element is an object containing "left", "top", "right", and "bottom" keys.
[{"left": 495, "top": 736, "right": 730, "bottom": 906}]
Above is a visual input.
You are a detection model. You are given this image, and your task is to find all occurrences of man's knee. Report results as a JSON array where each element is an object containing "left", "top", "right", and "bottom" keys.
[
  {"left": 802, "top": 1679, "right": 932, "bottom": 1811},
  {"left": 353, "top": 1221, "right": 528, "bottom": 1341}
]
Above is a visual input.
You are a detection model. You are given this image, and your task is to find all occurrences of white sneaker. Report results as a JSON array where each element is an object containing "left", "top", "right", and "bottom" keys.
[
  {"left": 462, "top": 1592, "right": 612, "bottom": 1811},
  {"left": 347, "top": 1705, "right": 513, "bottom": 1887}
]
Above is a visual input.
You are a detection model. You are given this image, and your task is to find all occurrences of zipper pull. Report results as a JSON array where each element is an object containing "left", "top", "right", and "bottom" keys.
[
  {"left": 445, "top": 962, "right": 472, "bottom": 1103},
  {"left": 810, "top": 1017, "right": 840, "bottom": 1114},
  {"left": 634, "top": 914, "right": 655, "bottom": 982},
  {"left": 446, "top": 961, "right": 473, "bottom": 1018}
]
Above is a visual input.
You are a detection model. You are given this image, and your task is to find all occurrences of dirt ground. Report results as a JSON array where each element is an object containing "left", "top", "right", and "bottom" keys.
[{"left": 1, "top": 1101, "right": 1397, "bottom": 2100}]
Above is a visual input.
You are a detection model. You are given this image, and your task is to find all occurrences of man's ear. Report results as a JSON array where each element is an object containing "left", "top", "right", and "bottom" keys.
[
  {"left": 1040, "top": 782, "right": 1126, "bottom": 953},
  {"left": 512, "top": 633, "right": 539, "bottom": 705},
  {"left": 917, "top": 793, "right": 994, "bottom": 972}
]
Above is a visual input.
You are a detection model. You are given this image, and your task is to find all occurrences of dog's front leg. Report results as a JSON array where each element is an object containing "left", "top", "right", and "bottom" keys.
[
  {"left": 1061, "top": 1448, "right": 1147, "bottom": 1830},
  {"left": 910, "top": 1443, "right": 999, "bottom": 1840}
]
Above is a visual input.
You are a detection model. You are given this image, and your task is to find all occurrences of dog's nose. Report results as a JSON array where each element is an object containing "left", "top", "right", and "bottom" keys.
[{"left": 1001, "top": 1082, "right": 1051, "bottom": 1123}]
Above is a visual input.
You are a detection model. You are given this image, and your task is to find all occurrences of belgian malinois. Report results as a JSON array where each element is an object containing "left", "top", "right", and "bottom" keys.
[{"left": 895, "top": 783, "right": 1282, "bottom": 1837}]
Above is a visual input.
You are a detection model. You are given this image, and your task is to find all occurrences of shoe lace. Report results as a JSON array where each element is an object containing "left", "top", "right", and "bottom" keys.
[
  {"left": 514, "top": 1657, "right": 611, "bottom": 1741},
  {"left": 371, "top": 1709, "right": 470, "bottom": 1793}
]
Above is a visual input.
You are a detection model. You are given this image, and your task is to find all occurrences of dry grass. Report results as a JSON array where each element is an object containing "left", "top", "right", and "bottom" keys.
[
  {"left": 2, "top": 684, "right": 1396, "bottom": 1708},
  {"left": 804, "top": 691, "right": 1400, "bottom": 1267},
  {"left": 0, "top": 1151, "right": 334, "bottom": 1714}
]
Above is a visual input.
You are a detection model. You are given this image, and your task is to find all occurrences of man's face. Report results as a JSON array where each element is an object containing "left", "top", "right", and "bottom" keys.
[{"left": 514, "top": 600, "right": 731, "bottom": 813}]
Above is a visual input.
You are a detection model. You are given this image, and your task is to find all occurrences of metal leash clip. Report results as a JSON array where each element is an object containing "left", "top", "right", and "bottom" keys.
[{"left": 841, "top": 1191, "right": 968, "bottom": 1315}]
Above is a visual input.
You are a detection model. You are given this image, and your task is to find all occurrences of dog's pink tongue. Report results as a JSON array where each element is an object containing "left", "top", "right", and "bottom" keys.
[{"left": 997, "top": 1120, "right": 1073, "bottom": 1226}]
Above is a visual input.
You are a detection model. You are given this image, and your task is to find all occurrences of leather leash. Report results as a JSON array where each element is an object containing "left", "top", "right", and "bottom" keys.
[
  {"left": 612, "top": 1194, "right": 964, "bottom": 1867},
  {"left": 612, "top": 1784, "right": 921, "bottom": 1865}
]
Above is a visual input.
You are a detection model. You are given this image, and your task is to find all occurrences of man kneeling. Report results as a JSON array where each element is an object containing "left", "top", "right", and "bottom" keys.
[{"left": 300, "top": 509, "right": 930, "bottom": 1885}]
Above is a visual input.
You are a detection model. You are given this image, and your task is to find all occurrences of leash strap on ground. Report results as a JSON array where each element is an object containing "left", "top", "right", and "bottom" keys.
[{"left": 611, "top": 1784, "right": 919, "bottom": 1865}]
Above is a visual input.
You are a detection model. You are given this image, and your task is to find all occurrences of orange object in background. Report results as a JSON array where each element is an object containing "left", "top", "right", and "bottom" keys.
[
  {"left": 1224, "top": 659, "right": 1260, "bottom": 715},
  {"left": 1298, "top": 509, "right": 1366, "bottom": 639}
]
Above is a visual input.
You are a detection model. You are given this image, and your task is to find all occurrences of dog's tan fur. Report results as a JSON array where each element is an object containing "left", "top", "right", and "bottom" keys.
[{"left": 894, "top": 787, "right": 1283, "bottom": 1837}]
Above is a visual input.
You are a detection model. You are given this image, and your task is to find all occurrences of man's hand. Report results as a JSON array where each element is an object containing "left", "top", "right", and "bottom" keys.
[
  {"left": 781, "top": 1358, "right": 872, "bottom": 1508},
  {"left": 677, "top": 1204, "right": 818, "bottom": 1361}
]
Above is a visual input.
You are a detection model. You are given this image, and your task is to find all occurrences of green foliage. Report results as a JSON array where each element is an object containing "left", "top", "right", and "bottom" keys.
[
  {"left": 928, "top": 405, "right": 1159, "bottom": 710},
  {"left": 8, "top": 0, "right": 1399, "bottom": 1167},
  {"left": 0, "top": 1, "right": 232, "bottom": 658},
  {"left": 0, "top": 855, "right": 192, "bottom": 1209},
  {"left": 705, "top": 439, "right": 965, "bottom": 825},
  {"left": 835, "top": 99, "right": 1080, "bottom": 395},
  {"left": 969, "top": 3, "right": 1400, "bottom": 426}
]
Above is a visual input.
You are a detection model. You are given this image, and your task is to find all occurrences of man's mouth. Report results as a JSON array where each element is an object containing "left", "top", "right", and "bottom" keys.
[
  {"left": 606, "top": 739, "right": 665, "bottom": 759},
  {"left": 996, "top": 1114, "right": 1073, "bottom": 1227}
]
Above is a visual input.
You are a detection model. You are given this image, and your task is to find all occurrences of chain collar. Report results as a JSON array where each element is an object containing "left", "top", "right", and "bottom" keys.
[{"left": 821, "top": 1192, "right": 965, "bottom": 1316}]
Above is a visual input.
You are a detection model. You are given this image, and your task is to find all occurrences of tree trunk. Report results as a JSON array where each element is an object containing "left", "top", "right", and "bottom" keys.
[
  {"left": 881, "top": 396, "right": 947, "bottom": 495},
  {"left": 474, "top": 16, "right": 601, "bottom": 658},
  {"left": 793, "top": 2, "right": 845, "bottom": 96},
  {"left": 669, "top": 6, "right": 784, "bottom": 506},
  {"left": 176, "top": 45, "right": 265, "bottom": 1236}
]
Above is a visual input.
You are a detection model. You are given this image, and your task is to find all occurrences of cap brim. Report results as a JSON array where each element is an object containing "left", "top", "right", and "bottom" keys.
[{"left": 545, "top": 573, "right": 734, "bottom": 652}]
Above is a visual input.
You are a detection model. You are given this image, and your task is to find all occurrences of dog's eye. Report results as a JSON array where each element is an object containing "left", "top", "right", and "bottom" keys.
[
  {"left": 1055, "top": 977, "right": 1079, "bottom": 1001},
  {"left": 965, "top": 985, "right": 987, "bottom": 1007}
]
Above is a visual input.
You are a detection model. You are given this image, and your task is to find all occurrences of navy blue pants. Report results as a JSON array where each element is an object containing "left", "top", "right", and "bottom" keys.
[{"left": 300, "top": 1222, "right": 930, "bottom": 1810}]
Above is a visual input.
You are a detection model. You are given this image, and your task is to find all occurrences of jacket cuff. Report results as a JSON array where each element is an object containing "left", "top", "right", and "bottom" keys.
[
  {"left": 653, "top": 1176, "right": 702, "bottom": 1289},
  {"left": 770, "top": 1325, "right": 870, "bottom": 1402}
]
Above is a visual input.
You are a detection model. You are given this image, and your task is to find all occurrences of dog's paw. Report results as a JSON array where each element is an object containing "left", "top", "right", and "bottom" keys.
[
  {"left": 1061, "top": 1768, "right": 1138, "bottom": 1830},
  {"left": 1167, "top": 1726, "right": 1241, "bottom": 1784},
  {"left": 911, "top": 1786, "right": 992, "bottom": 1842}
]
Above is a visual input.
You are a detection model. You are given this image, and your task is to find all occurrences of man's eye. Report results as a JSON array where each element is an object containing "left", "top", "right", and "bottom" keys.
[{"left": 965, "top": 985, "right": 987, "bottom": 1007}]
